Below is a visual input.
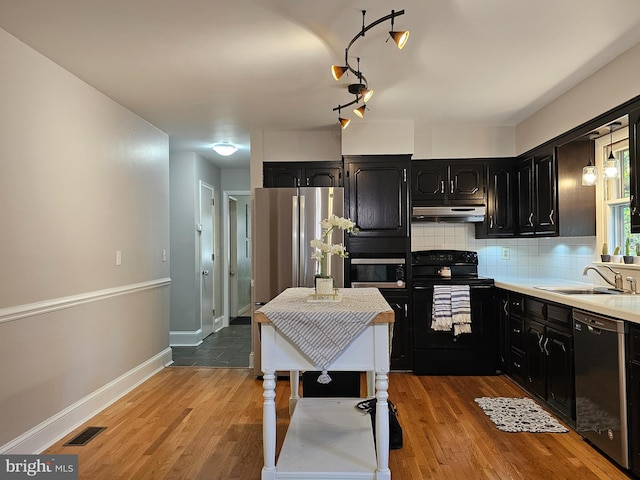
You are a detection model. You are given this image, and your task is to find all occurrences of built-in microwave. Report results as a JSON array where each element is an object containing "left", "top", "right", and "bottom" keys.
[{"left": 349, "top": 258, "right": 406, "bottom": 289}]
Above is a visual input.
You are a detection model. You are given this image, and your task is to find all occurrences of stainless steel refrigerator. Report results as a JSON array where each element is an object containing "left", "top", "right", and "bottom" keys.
[{"left": 251, "top": 187, "right": 345, "bottom": 375}]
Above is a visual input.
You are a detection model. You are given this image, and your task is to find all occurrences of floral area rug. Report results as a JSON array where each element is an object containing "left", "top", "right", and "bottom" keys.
[{"left": 474, "top": 397, "right": 568, "bottom": 433}]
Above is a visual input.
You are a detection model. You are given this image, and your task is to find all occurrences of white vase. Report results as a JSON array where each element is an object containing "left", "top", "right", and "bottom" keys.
[
  {"left": 610, "top": 255, "right": 622, "bottom": 263},
  {"left": 315, "top": 277, "right": 334, "bottom": 295},
  {"left": 634, "top": 256, "right": 640, "bottom": 265}
]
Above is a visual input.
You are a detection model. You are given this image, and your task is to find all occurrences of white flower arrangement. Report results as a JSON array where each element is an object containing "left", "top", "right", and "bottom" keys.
[{"left": 310, "top": 215, "right": 358, "bottom": 277}]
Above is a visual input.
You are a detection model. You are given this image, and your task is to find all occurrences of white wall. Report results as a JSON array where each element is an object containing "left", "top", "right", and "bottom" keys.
[
  {"left": 517, "top": 42, "right": 640, "bottom": 154},
  {"left": 0, "top": 28, "right": 170, "bottom": 452},
  {"left": 250, "top": 129, "right": 342, "bottom": 189}
]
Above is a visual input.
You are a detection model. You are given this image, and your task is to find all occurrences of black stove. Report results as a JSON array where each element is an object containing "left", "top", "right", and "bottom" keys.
[
  {"left": 411, "top": 249, "right": 497, "bottom": 375},
  {"left": 411, "top": 250, "right": 494, "bottom": 286}
]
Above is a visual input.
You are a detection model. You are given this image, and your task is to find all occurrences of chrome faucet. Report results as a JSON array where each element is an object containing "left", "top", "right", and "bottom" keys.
[
  {"left": 627, "top": 276, "right": 637, "bottom": 294},
  {"left": 583, "top": 265, "right": 624, "bottom": 291}
]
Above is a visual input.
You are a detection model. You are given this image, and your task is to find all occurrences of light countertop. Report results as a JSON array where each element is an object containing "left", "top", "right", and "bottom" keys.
[{"left": 493, "top": 276, "right": 640, "bottom": 324}]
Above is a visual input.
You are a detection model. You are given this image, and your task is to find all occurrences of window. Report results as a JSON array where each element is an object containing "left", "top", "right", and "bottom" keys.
[{"left": 597, "top": 124, "right": 640, "bottom": 256}]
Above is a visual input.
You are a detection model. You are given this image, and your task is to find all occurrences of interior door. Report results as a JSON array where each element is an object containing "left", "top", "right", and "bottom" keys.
[
  {"left": 228, "top": 196, "right": 238, "bottom": 318},
  {"left": 200, "top": 182, "right": 215, "bottom": 336}
]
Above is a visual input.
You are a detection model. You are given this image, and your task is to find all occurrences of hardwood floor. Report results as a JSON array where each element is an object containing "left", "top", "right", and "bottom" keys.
[{"left": 45, "top": 368, "right": 632, "bottom": 480}]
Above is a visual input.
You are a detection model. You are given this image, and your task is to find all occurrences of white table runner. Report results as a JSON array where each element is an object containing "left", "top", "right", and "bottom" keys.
[{"left": 257, "top": 288, "right": 391, "bottom": 382}]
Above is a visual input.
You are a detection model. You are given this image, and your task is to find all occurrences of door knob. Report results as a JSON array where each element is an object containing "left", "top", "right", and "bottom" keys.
[
  {"left": 230, "top": 271, "right": 236, "bottom": 276},
  {"left": 202, "top": 270, "right": 209, "bottom": 276}
]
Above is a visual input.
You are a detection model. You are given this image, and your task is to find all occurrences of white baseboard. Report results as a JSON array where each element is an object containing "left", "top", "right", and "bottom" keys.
[
  {"left": 1, "top": 348, "right": 173, "bottom": 454},
  {"left": 170, "top": 329, "right": 203, "bottom": 347},
  {"left": 238, "top": 304, "right": 251, "bottom": 316},
  {"left": 214, "top": 315, "right": 225, "bottom": 332}
]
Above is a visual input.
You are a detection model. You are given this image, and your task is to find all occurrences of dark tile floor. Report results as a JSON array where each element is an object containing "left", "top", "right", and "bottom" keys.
[{"left": 171, "top": 324, "right": 251, "bottom": 367}]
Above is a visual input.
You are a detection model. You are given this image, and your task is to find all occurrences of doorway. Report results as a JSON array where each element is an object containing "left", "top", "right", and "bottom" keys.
[{"left": 224, "top": 191, "right": 252, "bottom": 325}]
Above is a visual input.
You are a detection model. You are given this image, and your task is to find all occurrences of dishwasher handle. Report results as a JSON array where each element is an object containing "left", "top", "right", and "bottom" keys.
[{"left": 573, "top": 309, "right": 625, "bottom": 334}]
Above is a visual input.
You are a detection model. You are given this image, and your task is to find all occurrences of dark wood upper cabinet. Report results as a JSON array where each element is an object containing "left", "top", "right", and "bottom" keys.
[
  {"left": 412, "top": 159, "right": 485, "bottom": 205},
  {"left": 476, "top": 159, "right": 516, "bottom": 238},
  {"left": 630, "top": 107, "right": 640, "bottom": 233},
  {"left": 556, "top": 140, "right": 596, "bottom": 236},
  {"left": 263, "top": 161, "right": 343, "bottom": 188},
  {"left": 344, "top": 155, "right": 410, "bottom": 237},
  {"left": 516, "top": 150, "right": 558, "bottom": 236}
]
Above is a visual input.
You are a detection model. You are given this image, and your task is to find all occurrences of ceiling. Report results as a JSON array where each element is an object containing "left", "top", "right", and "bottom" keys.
[{"left": 1, "top": 0, "right": 640, "bottom": 168}]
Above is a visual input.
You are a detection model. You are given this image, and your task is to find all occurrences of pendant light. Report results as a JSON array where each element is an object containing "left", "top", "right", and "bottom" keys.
[
  {"left": 603, "top": 122, "right": 621, "bottom": 179},
  {"left": 582, "top": 132, "right": 598, "bottom": 186}
]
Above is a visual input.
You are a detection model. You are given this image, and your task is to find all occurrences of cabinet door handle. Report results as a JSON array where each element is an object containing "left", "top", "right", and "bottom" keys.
[
  {"left": 503, "top": 300, "right": 508, "bottom": 315},
  {"left": 306, "top": 177, "right": 310, "bottom": 186},
  {"left": 513, "top": 361, "right": 521, "bottom": 369},
  {"left": 489, "top": 215, "right": 494, "bottom": 229},
  {"left": 528, "top": 212, "right": 534, "bottom": 227},
  {"left": 549, "top": 210, "right": 555, "bottom": 225},
  {"left": 440, "top": 181, "right": 445, "bottom": 194},
  {"left": 543, "top": 337, "right": 550, "bottom": 355},
  {"left": 450, "top": 180, "right": 454, "bottom": 194},
  {"left": 537, "top": 333, "right": 544, "bottom": 352},
  {"left": 404, "top": 304, "right": 408, "bottom": 316},
  {"left": 512, "top": 328, "right": 521, "bottom": 334}
]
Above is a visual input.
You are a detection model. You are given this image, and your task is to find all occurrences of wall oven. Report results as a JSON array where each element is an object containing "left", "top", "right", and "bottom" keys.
[
  {"left": 411, "top": 250, "right": 497, "bottom": 375},
  {"left": 349, "top": 257, "right": 406, "bottom": 289}
]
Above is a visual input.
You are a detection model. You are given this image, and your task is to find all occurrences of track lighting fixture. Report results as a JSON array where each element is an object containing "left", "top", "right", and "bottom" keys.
[{"left": 331, "top": 9, "right": 408, "bottom": 124}]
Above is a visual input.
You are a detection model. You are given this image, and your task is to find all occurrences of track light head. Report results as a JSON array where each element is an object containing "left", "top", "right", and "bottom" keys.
[
  {"left": 353, "top": 105, "right": 367, "bottom": 118},
  {"left": 389, "top": 30, "right": 410, "bottom": 49},
  {"left": 339, "top": 117, "right": 351, "bottom": 129},
  {"left": 331, "top": 65, "right": 348, "bottom": 81}
]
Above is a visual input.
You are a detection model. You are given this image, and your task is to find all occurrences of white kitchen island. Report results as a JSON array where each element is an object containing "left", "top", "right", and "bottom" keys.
[{"left": 255, "top": 287, "right": 394, "bottom": 480}]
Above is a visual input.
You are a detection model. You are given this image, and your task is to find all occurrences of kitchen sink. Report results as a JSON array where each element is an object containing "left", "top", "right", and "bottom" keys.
[{"left": 534, "top": 286, "right": 625, "bottom": 295}]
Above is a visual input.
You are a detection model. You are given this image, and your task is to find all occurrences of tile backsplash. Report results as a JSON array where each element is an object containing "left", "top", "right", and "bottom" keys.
[{"left": 411, "top": 223, "right": 598, "bottom": 282}]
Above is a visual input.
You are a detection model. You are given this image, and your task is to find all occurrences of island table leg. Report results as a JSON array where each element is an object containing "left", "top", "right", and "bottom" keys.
[
  {"left": 262, "top": 371, "right": 277, "bottom": 480},
  {"left": 375, "top": 372, "right": 391, "bottom": 480}
]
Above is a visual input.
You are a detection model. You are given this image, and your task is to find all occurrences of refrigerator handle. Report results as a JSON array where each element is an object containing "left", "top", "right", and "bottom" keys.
[
  {"left": 299, "top": 194, "right": 306, "bottom": 284},
  {"left": 292, "top": 195, "right": 300, "bottom": 287}
]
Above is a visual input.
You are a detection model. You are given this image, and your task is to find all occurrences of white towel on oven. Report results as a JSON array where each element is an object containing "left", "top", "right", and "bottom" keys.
[
  {"left": 431, "top": 284, "right": 472, "bottom": 335},
  {"left": 431, "top": 285, "right": 453, "bottom": 331},
  {"left": 451, "top": 285, "right": 471, "bottom": 335}
]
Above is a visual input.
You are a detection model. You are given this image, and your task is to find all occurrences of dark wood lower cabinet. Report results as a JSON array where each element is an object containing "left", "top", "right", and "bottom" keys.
[
  {"left": 503, "top": 291, "right": 575, "bottom": 425},
  {"left": 380, "top": 289, "right": 411, "bottom": 371}
]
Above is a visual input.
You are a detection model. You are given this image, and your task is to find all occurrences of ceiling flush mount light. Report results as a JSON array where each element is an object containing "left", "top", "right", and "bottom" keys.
[
  {"left": 582, "top": 132, "right": 598, "bottom": 186},
  {"left": 212, "top": 143, "right": 238, "bottom": 156},
  {"left": 604, "top": 122, "right": 621, "bottom": 179},
  {"left": 331, "top": 9, "right": 409, "bottom": 123}
]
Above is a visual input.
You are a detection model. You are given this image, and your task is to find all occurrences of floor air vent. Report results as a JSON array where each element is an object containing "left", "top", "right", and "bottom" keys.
[{"left": 64, "top": 426, "right": 106, "bottom": 446}]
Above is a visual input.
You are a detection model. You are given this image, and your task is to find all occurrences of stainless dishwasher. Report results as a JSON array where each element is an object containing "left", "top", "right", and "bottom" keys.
[{"left": 573, "top": 309, "right": 629, "bottom": 469}]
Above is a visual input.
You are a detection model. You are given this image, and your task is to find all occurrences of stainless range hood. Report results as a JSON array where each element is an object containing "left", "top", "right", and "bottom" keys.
[{"left": 411, "top": 205, "right": 486, "bottom": 223}]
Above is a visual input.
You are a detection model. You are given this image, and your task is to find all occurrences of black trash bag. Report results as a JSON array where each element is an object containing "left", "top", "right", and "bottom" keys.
[{"left": 355, "top": 398, "right": 403, "bottom": 450}]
